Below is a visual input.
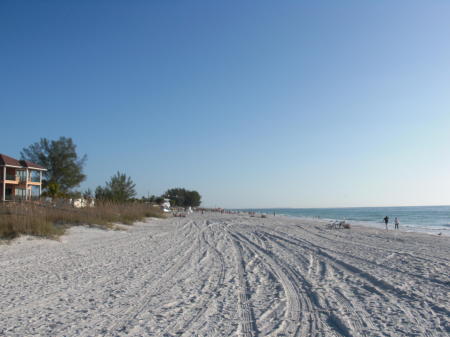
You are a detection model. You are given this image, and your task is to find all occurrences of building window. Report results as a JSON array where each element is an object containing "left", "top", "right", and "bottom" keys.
[
  {"left": 15, "top": 188, "right": 26, "bottom": 199},
  {"left": 31, "top": 185, "right": 40, "bottom": 197},
  {"left": 17, "top": 170, "right": 26, "bottom": 182},
  {"left": 30, "top": 170, "right": 40, "bottom": 183}
]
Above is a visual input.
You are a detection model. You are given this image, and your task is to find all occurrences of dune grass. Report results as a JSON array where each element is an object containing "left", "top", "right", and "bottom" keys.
[{"left": 0, "top": 201, "right": 164, "bottom": 239}]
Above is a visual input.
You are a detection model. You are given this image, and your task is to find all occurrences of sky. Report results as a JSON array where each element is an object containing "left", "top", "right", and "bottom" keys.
[{"left": 1, "top": 0, "right": 450, "bottom": 208}]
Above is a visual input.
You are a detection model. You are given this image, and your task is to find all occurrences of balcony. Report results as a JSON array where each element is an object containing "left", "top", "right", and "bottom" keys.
[
  {"left": 2, "top": 174, "right": 19, "bottom": 182},
  {"left": 5, "top": 194, "right": 23, "bottom": 201},
  {"left": 5, "top": 195, "right": 28, "bottom": 201},
  {"left": 1, "top": 171, "right": 41, "bottom": 184},
  {"left": 4, "top": 194, "right": 40, "bottom": 202}
]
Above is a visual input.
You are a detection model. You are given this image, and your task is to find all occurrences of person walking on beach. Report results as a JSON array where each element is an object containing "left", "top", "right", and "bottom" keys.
[
  {"left": 383, "top": 216, "right": 389, "bottom": 230},
  {"left": 394, "top": 217, "right": 399, "bottom": 230}
]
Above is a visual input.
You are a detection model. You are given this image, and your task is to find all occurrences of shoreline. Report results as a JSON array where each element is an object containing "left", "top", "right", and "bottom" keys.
[{"left": 238, "top": 209, "right": 450, "bottom": 237}]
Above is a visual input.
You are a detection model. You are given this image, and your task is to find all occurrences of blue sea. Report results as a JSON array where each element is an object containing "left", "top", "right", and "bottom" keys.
[{"left": 238, "top": 206, "right": 450, "bottom": 236}]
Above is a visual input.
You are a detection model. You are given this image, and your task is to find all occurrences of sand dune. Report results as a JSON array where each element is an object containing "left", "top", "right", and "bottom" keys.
[{"left": 1, "top": 214, "right": 449, "bottom": 336}]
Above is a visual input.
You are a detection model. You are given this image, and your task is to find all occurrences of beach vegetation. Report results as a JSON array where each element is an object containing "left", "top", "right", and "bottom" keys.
[{"left": 0, "top": 201, "right": 164, "bottom": 239}]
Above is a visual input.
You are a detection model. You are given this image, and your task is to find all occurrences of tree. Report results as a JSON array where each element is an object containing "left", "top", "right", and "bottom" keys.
[
  {"left": 46, "top": 182, "right": 61, "bottom": 198},
  {"left": 184, "top": 190, "right": 201, "bottom": 207},
  {"left": 83, "top": 188, "right": 93, "bottom": 200},
  {"left": 141, "top": 195, "right": 157, "bottom": 203},
  {"left": 95, "top": 186, "right": 110, "bottom": 201},
  {"left": 164, "top": 188, "right": 201, "bottom": 207},
  {"left": 21, "top": 137, "right": 87, "bottom": 196},
  {"left": 95, "top": 171, "right": 136, "bottom": 202}
]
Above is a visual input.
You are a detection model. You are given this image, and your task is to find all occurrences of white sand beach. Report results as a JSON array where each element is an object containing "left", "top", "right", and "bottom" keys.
[{"left": 1, "top": 213, "right": 449, "bottom": 337}]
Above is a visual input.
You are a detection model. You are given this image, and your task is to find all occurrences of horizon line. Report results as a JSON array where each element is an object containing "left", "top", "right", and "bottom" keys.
[{"left": 226, "top": 204, "right": 450, "bottom": 210}]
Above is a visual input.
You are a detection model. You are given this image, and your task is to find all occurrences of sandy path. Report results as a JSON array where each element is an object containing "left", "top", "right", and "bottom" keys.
[{"left": 1, "top": 214, "right": 449, "bottom": 337}]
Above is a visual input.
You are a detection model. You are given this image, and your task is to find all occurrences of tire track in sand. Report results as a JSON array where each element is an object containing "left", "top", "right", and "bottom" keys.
[
  {"left": 157, "top": 222, "right": 227, "bottom": 336},
  {"left": 230, "top": 231, "right": 320, "bottom": 337},
  {"left": 229, "top": 232, "right": 257, "bottom": 337}
]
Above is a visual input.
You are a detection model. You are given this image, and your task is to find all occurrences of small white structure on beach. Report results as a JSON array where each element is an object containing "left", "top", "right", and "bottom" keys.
[
  {"left": 162, "top": 198, "right": 171, "bottom": 212},
  {"left": 71, "top": 198, "right": 95, "bottom": 208}
]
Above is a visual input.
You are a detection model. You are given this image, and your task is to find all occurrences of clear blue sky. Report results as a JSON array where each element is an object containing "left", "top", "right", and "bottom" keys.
[{"left": 1, "top": 1, "right": 450, "bottom": 208}]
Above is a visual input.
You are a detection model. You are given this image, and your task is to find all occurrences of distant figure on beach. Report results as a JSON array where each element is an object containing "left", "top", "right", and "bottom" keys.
[
  {"left": 394, "top": 217, "right": 399, "bottom": 230},
  {"left": 384, "top": 216, "right": 389, "bottom": 230},
  {"left": 273, "top": 211, "right": 276, "bottom": 216}
]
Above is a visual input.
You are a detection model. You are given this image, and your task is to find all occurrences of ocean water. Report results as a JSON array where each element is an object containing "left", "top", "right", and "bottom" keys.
[{"left": 239, "top": 206, "right": 450, "bottom": 236}]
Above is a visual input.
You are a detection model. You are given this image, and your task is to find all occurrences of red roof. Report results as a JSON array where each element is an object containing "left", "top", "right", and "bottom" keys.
[
  {"left": 0, "top": 154, "right": 46, "bottom": 170},
  {"left": 20, "top": 160, "right": 46, "bottom": 170},
  {"left": 0, "top": 154, "right": 22, "bottom": 167}
]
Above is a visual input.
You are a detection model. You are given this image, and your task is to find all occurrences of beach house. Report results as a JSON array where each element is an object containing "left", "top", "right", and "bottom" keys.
[{"left": 0, "top": 154, "right": 47, "bottom": 201}]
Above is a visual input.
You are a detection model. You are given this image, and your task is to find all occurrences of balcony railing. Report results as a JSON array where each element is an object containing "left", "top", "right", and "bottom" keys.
[
  {"left": 4, "top": 194, "right": 17, "bottom": 201},
  {"left": 5, "top": 174, "right": 17, "bottom": 181},
  {"left": 1, "top": 172, "right": 41, "bottom": 183},
  {"left": 4, "top": 195, "right": 41, "bottom": 201}
]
